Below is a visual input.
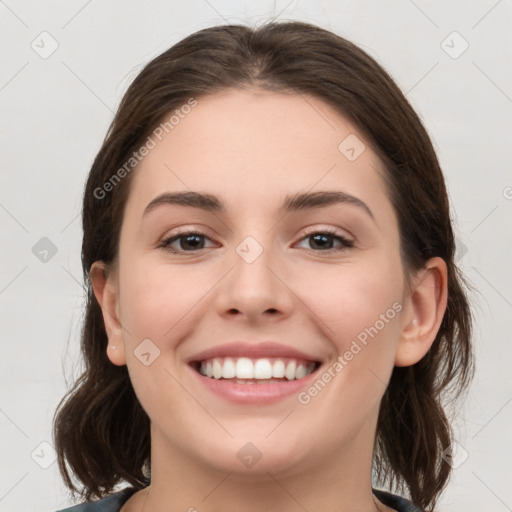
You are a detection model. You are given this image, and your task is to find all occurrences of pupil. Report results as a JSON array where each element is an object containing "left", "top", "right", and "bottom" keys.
[
  {"left": 312, "top": 234, "right": 332, "bottom": 250},
  {"left": 182, "top": 234, "right": 203, "bottom": 250}
]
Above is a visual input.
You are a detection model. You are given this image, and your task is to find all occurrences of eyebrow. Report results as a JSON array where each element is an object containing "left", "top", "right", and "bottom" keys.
[{"left": 142, "top": 190, "right": 374, "bottom": 220}]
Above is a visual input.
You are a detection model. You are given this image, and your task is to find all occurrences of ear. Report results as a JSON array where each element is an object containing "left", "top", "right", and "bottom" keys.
[
  {"left": 90, "top": 261, "right": 126, "bottom": 366},
  {"left": 395, "top": 257, "right": 448, "bottom": 367}
]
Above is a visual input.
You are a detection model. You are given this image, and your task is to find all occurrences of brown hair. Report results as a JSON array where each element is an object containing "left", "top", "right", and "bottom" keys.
[{"left": 53, "top": 20, "right": 474, "bottom": 510}]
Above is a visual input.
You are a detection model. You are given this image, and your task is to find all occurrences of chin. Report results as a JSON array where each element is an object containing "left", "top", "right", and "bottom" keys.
[{"left": 193, "top": 433, "right": 314, "bottom": 478}]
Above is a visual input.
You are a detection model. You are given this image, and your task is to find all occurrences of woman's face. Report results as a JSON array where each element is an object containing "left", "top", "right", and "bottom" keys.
[{"left": 98, "top": 88, "right": 419, "bottom": 478}]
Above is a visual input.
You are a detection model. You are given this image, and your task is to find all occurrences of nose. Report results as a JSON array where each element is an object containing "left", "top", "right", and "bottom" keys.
[{"left": 214, "top": 237, "right": 294, "bottom": 325}]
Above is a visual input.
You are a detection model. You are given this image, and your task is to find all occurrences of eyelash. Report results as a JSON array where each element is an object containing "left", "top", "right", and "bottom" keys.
[{"left": 159, "top": 228, "right": 354, "bottom": 254}]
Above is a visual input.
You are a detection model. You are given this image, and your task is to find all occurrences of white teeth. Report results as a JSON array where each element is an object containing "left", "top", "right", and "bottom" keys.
[
  {"left": 254, "top": 359, "right": 273, "bottom": 379},
  {"left": 198, "top": 357, "right": 317, "bottom": 381},
  {"left": 223, "top": 357, "right": 236, "bottom": 378},
  {"left": 235, "top": 357, "right": 254, "bottom": 379},
  {"left": 295, "top": 364, "right": 308, "bottom": 379},
  {"left": 284, "top": 360, "right": 296, "bottom": 381},
  {"left": 272, "top": 360, "right": 285, "bottom": 378},
  {"left": 212, "top": 358, "right": 222, "bottom": 379}
]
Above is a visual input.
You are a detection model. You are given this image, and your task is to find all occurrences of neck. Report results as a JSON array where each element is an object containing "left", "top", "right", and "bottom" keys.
[{"left": 132, "top": 417, "right": 390, "bottom": 512}]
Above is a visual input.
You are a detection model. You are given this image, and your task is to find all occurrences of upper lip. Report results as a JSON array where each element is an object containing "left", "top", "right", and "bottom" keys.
[{"left": 187, "top": 341, "right": 322, "bottom": 364}]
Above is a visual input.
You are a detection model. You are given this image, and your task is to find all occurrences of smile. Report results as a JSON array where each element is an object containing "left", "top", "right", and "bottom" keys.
[
  {"left": 189, "top": 357, "right": 322, "bottom": 404},
  {"left": 195, "top": 356, "right": 319, "bottom": 383},
  {"left": 187, "top": 341, "right": 323, "bottom": 403}
]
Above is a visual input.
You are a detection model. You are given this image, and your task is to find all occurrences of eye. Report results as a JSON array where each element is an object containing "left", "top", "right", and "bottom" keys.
[
  {"left": 159, "top": 230, "right": 215, "bottom": 253},
  {"left": 159, "top": 228, "right": 354, "bottom": 254},
  {"left": 295, "top": 228, "right": 354, "bottom": 252}
]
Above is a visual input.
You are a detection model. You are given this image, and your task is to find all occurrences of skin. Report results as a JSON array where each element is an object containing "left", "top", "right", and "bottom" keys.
[{"left": 91, "top": 88, "right": 447, "bottom": 512}]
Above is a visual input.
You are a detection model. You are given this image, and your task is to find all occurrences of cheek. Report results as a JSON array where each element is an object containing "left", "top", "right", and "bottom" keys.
[
  {"left": 118, "top": 256, "right": 213, "bottom": 345},
  {"left": 294, "top": 261, "right": 403, "bottom": 426},
  {"left": 116, "top": 258, "right": 214, "bottom": 426},
  {"left": 300, "top": 259, "right": 403, "bottom": 347}
]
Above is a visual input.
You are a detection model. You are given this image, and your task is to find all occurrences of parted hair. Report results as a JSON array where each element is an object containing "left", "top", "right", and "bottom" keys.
[{"left": 52, "top": 20, "right": 474, "bottom": 511}]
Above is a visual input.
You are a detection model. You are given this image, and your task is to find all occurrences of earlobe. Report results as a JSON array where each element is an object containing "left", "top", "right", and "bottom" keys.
[
  {"left": 395, "top": 257, "right": 448, "bottom": 367},
  {"left": 90, "top": 261, "right": 127, "bottom": 366}
]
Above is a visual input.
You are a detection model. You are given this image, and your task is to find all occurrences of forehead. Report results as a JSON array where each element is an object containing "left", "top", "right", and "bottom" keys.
[{"left": 125, "top": 88, "right": 390, "bottom": 217}]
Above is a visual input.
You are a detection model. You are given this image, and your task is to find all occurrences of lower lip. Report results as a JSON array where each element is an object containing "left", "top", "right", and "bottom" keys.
[{"left": 189, "top": 365, "right": 320, "bottom": 404}]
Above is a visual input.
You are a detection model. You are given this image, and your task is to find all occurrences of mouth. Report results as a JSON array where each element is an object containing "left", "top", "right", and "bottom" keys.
[
  {"left": 190, "top": 356, "right": 320, "bottom": 384},
  {"left": 186, "top": 341, "right": 323, "bottom": 403}
]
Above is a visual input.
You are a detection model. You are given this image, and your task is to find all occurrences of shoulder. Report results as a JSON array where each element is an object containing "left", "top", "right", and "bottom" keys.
[
  {"left": 55, "top": 487, "right": 138, "bottom": 512},
  {"left": 372, "top": 488, "right": 426, "bottom": 512}
]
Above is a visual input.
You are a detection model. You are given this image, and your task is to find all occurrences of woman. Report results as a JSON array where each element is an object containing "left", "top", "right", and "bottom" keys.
[{"left": 53, "top": 20, "right": 474, "bottom": 512}]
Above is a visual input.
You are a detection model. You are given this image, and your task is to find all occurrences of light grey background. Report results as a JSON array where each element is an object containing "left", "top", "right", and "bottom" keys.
[{"left": 1, "top": 1, "right": 511, "bottom": 511}]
